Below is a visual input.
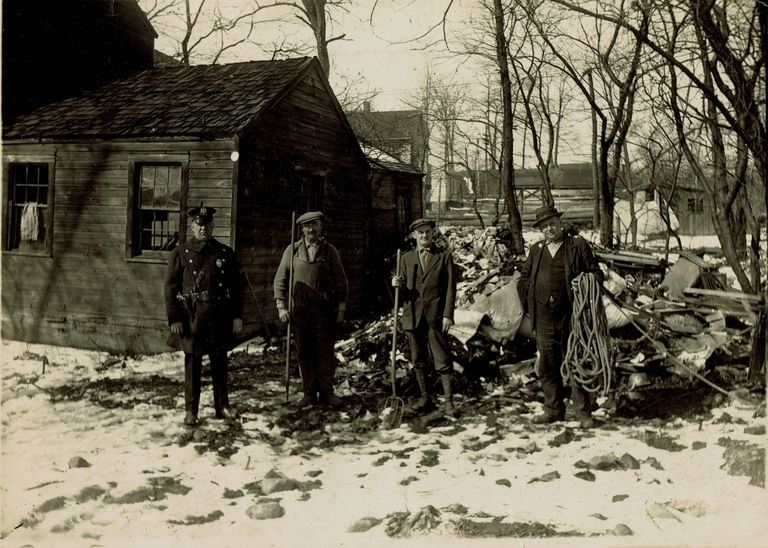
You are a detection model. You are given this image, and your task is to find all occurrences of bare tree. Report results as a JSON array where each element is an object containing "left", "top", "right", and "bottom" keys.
[
  {"left": 526, "top": 0, "right": 650, "bottom": 247},
  {"left": 552, "top": 0, "right": 766, "bottom": 292},
  {"left": 140, "top": 0, "right": 268, "bottom": 64},
  {"left": 508, "top": 17, "right": 574, "bottom": 207},
  {"left": 141, "top": 0, "right": 350, "bottom": 73}
]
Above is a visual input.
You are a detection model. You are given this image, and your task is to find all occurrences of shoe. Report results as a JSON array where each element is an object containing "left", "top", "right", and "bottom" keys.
[
  {"left": 441, "top": 374, "right": 458, "bottom": 418},
  {"left": 215, "top": 407, "right": 239, "bottom": 420},
  {"left": 533, "top": 413, "right": 564, "bottom": 424},
  {"left": 443, "top": 399, "right": 458, "bottom": 418},
  {"left": 410, "top": 368, "right": 430, "bottom": 411},
  {"left": 410, "top": 396, "right": 430, "bottom": 412},
  {"left": 183, "top": 412, "right": 198, "bottom": 426},
  {"left": 577, "top": 416, "right": 595, "bottom": 429},
  {"left": 296, "top": 394, "right": 316, "bottom": 408},
  {"left": 320, "top": 393, "right": 343, "bottom": 408}
]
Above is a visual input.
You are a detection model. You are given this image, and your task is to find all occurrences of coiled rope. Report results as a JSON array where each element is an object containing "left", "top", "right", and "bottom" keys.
[{"left": 562, "top": 273, "right": 614, "bottom": 396}]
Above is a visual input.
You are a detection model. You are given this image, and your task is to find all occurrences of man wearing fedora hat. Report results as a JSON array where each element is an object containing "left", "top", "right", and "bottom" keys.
[
  {"left": 165, "top": 203, "right": 243, "bottom": 426},
  {"left": 274, "top": 211, "right": 348, "bottom": 408},
  {"left": 392, "top": 218, "right": 458, "bottom": 416},
  {"left": 518, "top": 204, "right": 603, "bottom": 428}
]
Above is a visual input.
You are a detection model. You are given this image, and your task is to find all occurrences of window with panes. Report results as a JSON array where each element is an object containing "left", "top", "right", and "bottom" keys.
[
  {"left": 133, "top": 163, "right": 183, "bottom": 255},
  {"left": 5, "top": 162, "right": 51, "bottom": 253}
]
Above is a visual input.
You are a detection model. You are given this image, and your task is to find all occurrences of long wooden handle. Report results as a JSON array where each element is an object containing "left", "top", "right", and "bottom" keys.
[
  {"left": 285, "top": 211, "right": 296, "bottom": 403},
  {"left": 390, "top": 249, "right": 402, "bottom": 397}
]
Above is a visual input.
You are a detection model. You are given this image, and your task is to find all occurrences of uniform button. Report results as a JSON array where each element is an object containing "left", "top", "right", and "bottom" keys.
[
  {"left": 185, "top": 249, "right": 189, "bottom": 252},
  {"left": 188, "top": 259, "right": 193, "bottom": 263},
  {"left": 219, "top": 283, "right": 223, "bottom": 287},
  {"left": 193, "top": 271, "right": 197, "bottom": 275}
]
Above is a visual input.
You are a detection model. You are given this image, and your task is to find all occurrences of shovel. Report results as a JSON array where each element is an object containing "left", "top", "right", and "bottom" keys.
[{"left": 381, "top": 249, "right": 405, "bottom": 428}]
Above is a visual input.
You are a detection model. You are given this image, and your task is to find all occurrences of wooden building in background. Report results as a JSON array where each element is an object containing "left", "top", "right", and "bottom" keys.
[
  {"left": 2, "top": 57, "right": 370, "bottom": 353},
  {"left": 362, "top": 146, "right": 424, "bottom": 311}
]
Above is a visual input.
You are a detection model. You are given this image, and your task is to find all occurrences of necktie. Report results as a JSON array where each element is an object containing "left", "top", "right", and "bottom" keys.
[{"left": 420, "top": 249, "right": 430, "bottom": 271}]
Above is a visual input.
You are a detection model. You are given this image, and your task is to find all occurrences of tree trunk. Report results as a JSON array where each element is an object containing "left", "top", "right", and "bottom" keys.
[
  {"left": 303, "top": 0, "right": 330, "bottom": 79},
  {"left": 494, "top": 0, "right": 523, "bottom": 253},
  {"left": 588, "top": 71, "right": 600, "bottom": 229}
]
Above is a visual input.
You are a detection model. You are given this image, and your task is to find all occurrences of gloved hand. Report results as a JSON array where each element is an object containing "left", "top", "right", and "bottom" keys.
[
  {"left": 170, "top": 322, "right": 183, "bottom": 335},
  {"left": 232, "top": 318, "right": 243, "bottom": 334}
]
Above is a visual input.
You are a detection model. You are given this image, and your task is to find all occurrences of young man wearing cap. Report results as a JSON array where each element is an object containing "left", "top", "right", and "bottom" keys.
[
  {"left": 518, "top": 204, "right": 603, "bottom": 428},
  {"left": 165, "top": 204, "right": 243, "bottom": 426},
  {"left": 274, "top": 211, "right": 349, "bottom": 408},
  {"left": 392, "top": 218, "right": 458, "bottom": 416}
]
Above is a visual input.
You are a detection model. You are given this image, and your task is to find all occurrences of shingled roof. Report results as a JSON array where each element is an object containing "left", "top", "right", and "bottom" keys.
[
  {"left": 3, "top": 57, "right": 316, "bottom": 139},
  {"left": 346, "top": 109, "right": 425, "bottom": 143}
]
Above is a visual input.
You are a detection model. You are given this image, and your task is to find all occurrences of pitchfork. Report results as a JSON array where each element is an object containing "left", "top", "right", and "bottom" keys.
[{"left": 381, "top": 248, "right": 405, "bottom": 428}]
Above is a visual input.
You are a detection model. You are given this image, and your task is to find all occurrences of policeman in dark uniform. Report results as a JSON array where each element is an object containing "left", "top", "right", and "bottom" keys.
[{"left": 165, "top": 204, "right": 243, "bottom": 426}]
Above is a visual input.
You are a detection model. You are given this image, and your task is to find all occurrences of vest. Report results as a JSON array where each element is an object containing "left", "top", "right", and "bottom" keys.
[{"left": 534, "top": 245, "right": 568, "bottom": 307}]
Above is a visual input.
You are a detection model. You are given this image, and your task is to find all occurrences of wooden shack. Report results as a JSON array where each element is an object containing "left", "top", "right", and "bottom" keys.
[
  {"left": 2, "top": 57, "right": 370, "bottom": 353},
  {"left": 361, "top": 146, "right": 424, "bottom": 311}
]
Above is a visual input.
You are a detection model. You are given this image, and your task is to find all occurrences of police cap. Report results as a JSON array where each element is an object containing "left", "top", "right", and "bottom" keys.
[{"left": 188, "top": 203, "right": 216, "bottom": 224}]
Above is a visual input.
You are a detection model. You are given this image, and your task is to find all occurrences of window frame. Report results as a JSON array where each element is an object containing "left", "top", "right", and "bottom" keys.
[
  {"left": 126, "top": 156, "right": 189, "bottom": 263},
  {"left": 2, "top": 155, "right": 56, "bottom": 257},
  {"left": 396, "top": 190, "right": 412, "bottom": 236},
  {"left": 294, "top": 169, "right": 326, "bottom": 214}
]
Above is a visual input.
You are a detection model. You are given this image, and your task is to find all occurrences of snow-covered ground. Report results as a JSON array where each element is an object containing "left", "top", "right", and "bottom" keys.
[{"left": 2, "top": 338, "right": 766, "bottom": 547}]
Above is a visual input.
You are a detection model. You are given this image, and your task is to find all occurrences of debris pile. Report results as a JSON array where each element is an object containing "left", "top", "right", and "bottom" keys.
[
  {"left": 441, "top": 225, "right": 516, "bottom": 306},
  {"left": 328, "top": 227, "right": 763, "bottom": 417}
]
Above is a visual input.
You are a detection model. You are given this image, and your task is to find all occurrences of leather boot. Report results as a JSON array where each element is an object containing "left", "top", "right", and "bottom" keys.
[
  {"left": 410, "top": 368, "right": 430, "bottom": 411},
  {"left": 441, "top": 374, "right": 457, "bottom": 417}
]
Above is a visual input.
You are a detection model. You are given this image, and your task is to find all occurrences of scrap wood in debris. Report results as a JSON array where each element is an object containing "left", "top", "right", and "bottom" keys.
[
  {"left": 661, "top": 251, "right": 726, "bottom": 299},
  {"left": 683, "top": 287, "right": 762, "bottom": 307},
  {"left": 596, "top": 250, "right": 666, "bottom": 269}
]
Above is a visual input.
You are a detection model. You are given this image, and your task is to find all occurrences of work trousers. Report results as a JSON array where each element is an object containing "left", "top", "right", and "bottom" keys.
[
  {"left": 184, "top": 351, "right": 229, "bottom": 415},
  {"left": 534, "top": 301, "right": 591, "bottom": 418},
  {"left": 406, "top": 316, "right": 451, "bottom": 374},
  {"left": 293, "top": 298, "right": 337, "bottom": 397}
]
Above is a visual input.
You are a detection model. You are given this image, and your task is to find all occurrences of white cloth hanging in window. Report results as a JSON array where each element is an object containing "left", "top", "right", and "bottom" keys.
[{"left": 20, "top": 202, "right": 41, "bottom": 242}]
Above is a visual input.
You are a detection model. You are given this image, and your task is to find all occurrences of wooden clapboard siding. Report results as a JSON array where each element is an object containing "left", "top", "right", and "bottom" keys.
[
  {"left": 2, "top": 60, "right": 377, "bottom": 352},
  {"left": 235, "top": 66, "right": 369, "bottom": 325},
  {"left": 2, "top": 138, "right": 237, "bottom": 352}
]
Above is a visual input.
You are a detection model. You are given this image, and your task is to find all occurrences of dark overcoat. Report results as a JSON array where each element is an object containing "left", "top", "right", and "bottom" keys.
[
  {"left": 398, "top": 245, "right": 456, "bottom": 330},
  {"left": 518, "top": 234, "right": 603, "bottom": 325},
  {"left": 164, "top": 237, "right": 243, "bottom": 355}
]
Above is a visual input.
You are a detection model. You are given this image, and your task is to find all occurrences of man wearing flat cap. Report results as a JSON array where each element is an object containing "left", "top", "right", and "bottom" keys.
[
  {"left": 165, "top": 203, "right": 243, "bottom": 426},
  {"left": 392, "top": 218, "right": 458, "bottom": 416},
  {"left": 518, "top": 204, "right": 603, "bottom": 428},
  {"left": 274, "top": 211, "right": 348, "bottom": 408}
]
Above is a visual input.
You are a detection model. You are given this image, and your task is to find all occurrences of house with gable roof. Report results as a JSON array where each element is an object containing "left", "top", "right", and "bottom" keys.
[{"left": 2, "top": 57, "right": 370, "bottom": 353}]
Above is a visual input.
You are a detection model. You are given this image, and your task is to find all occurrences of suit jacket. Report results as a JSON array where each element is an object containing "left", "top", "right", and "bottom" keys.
[
  {"left": 398, "top": 245, "right": 456, "bottom": 330},
  {"left": 518, "top": 234, "right": 603, "bottom": 325},
  {"left": 164, "top": 237, "right": 243, "bottom": 354}
]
